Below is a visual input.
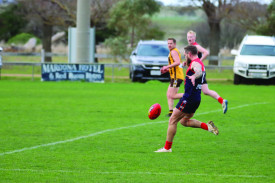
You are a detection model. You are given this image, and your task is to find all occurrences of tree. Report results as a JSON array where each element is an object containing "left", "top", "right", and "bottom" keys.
[
  {"left": 220, "top": 19, "right": 246, "bottom": 49},
  {"left": 256, "top": 0, "right": 275, "bottom": 36},
  {"left": 0, "top": 4, "right": 26, "bottom": 42},
  {"left": 18, "top": 0, "right": 75, "bottom": 62},
  {"left": 90, "top": 0, "right": 119, "bottom": 44},
  {"left": 180, "top": 0, "right": 241, "bottom": 64},
  {"left": 198, "top": 0, "right": 237, "bottom": 65},
  {"left": 194, "top": 0, "right": 272, "bottom": 64},
  {"left": 108, "top": 0, "right": 162, "bottom": 48},
  {"left": 18, "top": 0, "right": 119, "bottom": 62},
  {"left": 187, "top": 18, "right": 246, "bottom": 50},
  {"left": 228, "top": 1, "right": 268, "bottom": 33}
]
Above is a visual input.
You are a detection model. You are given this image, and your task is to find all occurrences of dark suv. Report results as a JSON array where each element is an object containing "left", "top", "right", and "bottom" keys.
[{"left": 129, "top": 40, "right": 170, "bottom": 82}]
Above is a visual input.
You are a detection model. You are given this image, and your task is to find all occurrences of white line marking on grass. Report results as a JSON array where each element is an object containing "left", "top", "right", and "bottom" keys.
[
  {"left": 0, "top": 168, "right": 268, "bottom": 178},
  {"left": 196, "top": 102, "right": 268, "bottom": 115},
  {"left": 0, "top": 121, "right": 166, "bottom": 156},
  {"left": 0, "top": 102, "right": 268, "bottom": 156}
]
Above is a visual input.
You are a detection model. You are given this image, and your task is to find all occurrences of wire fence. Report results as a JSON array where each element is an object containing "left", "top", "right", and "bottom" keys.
[{"left": 0, "top": 51, "right": 234, "bottom": 82}]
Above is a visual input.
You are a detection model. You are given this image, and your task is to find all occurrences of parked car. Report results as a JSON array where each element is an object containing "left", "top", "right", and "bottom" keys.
[
  {"left": 129, "top": 40, "right": 170, "bottom": 82},
  {"left": 231, "top": 35, "right": 275, "bottom": 84}
]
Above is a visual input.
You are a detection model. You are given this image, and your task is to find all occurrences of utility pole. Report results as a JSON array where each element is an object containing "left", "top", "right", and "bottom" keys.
[{"left": 76, "top": 0, "right": 91, "bottom": 63}]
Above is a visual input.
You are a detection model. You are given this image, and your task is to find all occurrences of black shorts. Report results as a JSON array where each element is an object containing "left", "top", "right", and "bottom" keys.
[
  {"left": 176, "top": 97, "right": 201, "bottom": 114},
  {"left": 202, "top": 72, "right": 207, "bottom": 84},
  {"left": 170, "top": 79, "right": 183, "bottom": 88}
]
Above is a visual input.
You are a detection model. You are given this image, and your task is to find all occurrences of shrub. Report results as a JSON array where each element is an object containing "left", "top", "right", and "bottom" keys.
[{"left": 7, "top": 33, "right": 41, "bottom": 45}]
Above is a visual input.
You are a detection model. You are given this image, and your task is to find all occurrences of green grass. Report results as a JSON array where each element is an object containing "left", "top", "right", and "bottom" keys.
[{"left": 0, "top": 81, "right": 274, "bottom": 182}]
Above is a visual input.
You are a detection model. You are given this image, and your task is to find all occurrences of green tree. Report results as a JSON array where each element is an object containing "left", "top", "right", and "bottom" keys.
[
  {"left": 107, "top": 0, "right": 163, "bottom": 49},
  {"left": 0, "top": 4, "right": 26, "bottom": 42},
  {"left": 18, "top": 0, "right": 75, "bottom": 61},
  {"left": 256, "top": 0, "right": 275, "bottom": 36}
]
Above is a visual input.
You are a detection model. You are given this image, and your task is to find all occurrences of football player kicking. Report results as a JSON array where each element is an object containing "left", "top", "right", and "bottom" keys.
[{"left": 155, "top": 45, "right": 219, "bottom": 153}]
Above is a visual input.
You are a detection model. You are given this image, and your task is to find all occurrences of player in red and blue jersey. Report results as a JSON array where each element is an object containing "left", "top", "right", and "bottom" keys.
[
  {"left": 155, "top": 45, "right": 219, "bottom": 153},
  {"left": 187, "top": 30, "right": 228, "bottom": 114},
  {"left": 176, "top": 56, "right": 205, "bottom": 114}
]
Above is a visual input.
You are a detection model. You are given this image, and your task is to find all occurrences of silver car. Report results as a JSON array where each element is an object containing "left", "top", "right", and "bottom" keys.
[{"left": 130, "top": 40, "right": 170, "bottom": 82}]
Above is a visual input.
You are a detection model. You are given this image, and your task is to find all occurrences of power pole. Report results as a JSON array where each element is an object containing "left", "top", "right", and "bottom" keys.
[{"left": 76, "top": 0, "right": 91, "bottom": 63}]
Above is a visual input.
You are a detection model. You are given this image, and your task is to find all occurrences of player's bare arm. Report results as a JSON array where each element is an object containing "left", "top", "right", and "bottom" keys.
[
  {"left": 196, "top": 45, "right": 209, "bottom": 61},
  {"left": 161, "top": 50, "right": 180, "bottom": 73},
  {"left": 182, "top": 55, "right": 188, "bottom": 67},
  {"left": 187, "top": 62, "right": 202, "bottom": 86}
]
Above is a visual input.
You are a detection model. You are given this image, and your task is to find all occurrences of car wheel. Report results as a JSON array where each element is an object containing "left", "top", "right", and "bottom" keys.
[
  {"left": 234, "top": 74, "right": 242, "bottom": 85},
  {"left": 130, "top": 71, "right": 138, "bottom": 82}
]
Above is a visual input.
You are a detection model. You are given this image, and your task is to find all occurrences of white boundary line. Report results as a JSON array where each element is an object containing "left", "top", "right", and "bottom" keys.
[
  {"left": 0, "top": 168, "right": 268, "bottom": 178},
  {"left": 0, "top": 102, "right": 268, "bottom": 156}
]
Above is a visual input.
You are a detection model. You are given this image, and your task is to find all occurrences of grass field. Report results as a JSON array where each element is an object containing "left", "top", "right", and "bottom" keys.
[{"left": 0, "top": 80, "right": 274, "bottom": 182}]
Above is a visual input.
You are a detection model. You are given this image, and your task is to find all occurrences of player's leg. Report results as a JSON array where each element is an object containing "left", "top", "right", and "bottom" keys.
[
  {"left": 166, "top": 86, "right": 179, "bottom": 116},
  {"left": 180, "top": 118, "right": 219, "bottom": 135},
  {"left": 201, "top": 83, "right": 220, "bottom": 100},
  {"left": 166, "top": 108, "right": 186, "bottom": 142},
  {"left": 155, "top": 108, "right": 185, "bottom": 152},
  {"left": 166, "top": 79, "right": 183, "bottom": 117},
  {"left": 166, "top": 85, "right": 174, "bottom": 117},
  {"left": 177, "top": 97, "right": 218, "bottom": 134},
  {"left": 202, "top": 84, "right": 228, "bottom": 114}
]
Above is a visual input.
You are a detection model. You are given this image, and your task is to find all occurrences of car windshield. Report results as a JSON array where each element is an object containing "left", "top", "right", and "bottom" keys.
[
  {"left": 137, "top": 44, "right": 169, "bottom": 57},
  {"left": 240, "top": 45, "right": 275, "bottom": 56}
]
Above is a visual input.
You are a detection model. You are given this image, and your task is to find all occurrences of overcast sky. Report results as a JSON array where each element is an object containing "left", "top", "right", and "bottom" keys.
[{"left": 158, "top": 0, "right": 272, "bottom": 6}]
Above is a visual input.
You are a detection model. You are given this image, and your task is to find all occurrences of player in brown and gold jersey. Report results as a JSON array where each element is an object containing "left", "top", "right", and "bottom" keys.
[{"left": 161, "top": 38, "right": 184, "bottom": 117}]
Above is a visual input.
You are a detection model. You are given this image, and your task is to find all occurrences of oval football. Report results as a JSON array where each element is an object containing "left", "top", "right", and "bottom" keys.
[{"left": 148, "top": 103, "right": 161, "bottom": 120}]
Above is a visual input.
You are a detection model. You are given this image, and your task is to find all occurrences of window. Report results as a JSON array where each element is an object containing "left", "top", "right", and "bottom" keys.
[
  {"left": 240, "top": 45, "right": 275, "bottom": 56},
  {"left": 137, "top": 44, "right": 169, "bottom": 57}
]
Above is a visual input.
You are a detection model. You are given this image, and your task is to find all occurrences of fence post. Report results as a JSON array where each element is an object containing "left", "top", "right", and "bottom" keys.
[
  {"left": 112, "top": 64, "right": 115, "bottom": 83},
  {"left": 32, "top": 65, "right": 34, "bottom": 81},
  {"left": 41, "top": 49, "right": 45, "bottom": 63},
  {"left": 218, "top": 53, "right": 222, "bottom": 73}
]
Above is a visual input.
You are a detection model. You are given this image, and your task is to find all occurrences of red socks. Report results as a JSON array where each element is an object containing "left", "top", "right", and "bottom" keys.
[
  {"left": 164, "top": 123, "right": 209, "bottom": 150},
  {"left": 201, "top": 123, "right": 208, "bottom": 130},
  {"left": 164, "top": 141, "right": 172, "bottom": 150},
  {"left": 218, "top": 97, "right": 223, "bottom": 104}
]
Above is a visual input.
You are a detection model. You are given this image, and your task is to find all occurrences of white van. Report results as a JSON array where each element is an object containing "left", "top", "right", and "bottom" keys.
[{"left": 231, "top": 35, "right": 275, "bottom": 84}]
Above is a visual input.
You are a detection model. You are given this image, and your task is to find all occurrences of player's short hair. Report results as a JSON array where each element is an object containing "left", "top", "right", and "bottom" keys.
[
  {"left": 187, "top": 30, "right": 196, "bottom": 37},
  {"left": 184, "top": 45, "right": 198, "bottom": 56},
  {"left": 168, "top": 38, "right": 176, "bottom": 43}
]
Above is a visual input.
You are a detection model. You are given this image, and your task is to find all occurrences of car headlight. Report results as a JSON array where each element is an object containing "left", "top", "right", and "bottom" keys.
[
  {"left": 235, "top": 62, "right": 247, "bottom": 69},
  {"left": 269, "top": 64, "right": 275, "bottom": 69},
  {"left": 130, "top": 57, "right": 142, "bottom": 65}
]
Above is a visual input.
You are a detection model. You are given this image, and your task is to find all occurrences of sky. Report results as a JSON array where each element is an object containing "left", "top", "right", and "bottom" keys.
[{"left": 158, "top": 0, "right": 273, "bottom": 6}]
